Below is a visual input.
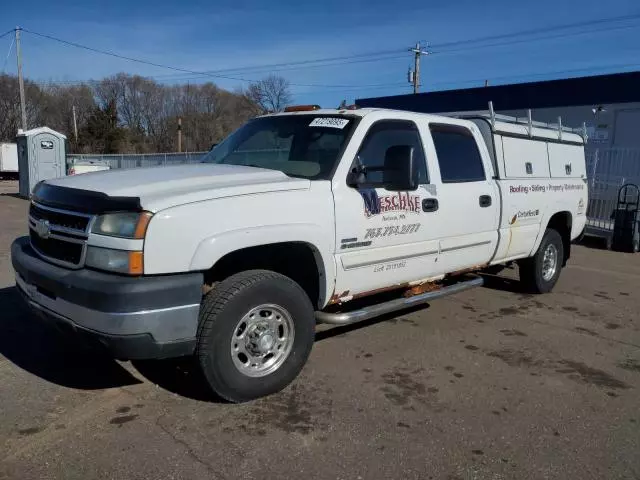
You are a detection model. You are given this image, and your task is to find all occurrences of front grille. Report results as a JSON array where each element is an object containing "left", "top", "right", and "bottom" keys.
[
  {"left": 28, "top": 202, "right": 92, "bottom": 268},
  {"left": 30, "top": 230, "right": 83, "bottom": 265},
  {"left": 30, "top": 204, "right": 90, "bottom": 231}
]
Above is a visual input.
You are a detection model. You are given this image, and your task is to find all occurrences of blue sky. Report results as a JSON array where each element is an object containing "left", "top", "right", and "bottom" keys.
[{"left": 1, "top": 0, "right": 639, "bottom": 107}]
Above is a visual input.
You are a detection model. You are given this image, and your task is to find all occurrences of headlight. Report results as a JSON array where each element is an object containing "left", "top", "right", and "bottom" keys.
[
  {"left": 91, "top": 212, "right": 152, "bottom": 239},
  {"left": 85, "top": 246, "right": 144, "bottom": 275}
]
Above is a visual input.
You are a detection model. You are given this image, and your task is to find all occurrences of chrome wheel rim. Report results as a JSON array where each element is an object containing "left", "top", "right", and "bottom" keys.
[
  {"left": 230, "top": 304, "right": 295, "bottom": 378},
  {"left": 542, "top": 243, "right": 558, "bottom": 281}
]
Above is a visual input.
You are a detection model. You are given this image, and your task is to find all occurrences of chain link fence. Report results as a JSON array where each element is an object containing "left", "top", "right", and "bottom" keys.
[{"left": 66, "top": 152, "right": 207, "bottom": 170}]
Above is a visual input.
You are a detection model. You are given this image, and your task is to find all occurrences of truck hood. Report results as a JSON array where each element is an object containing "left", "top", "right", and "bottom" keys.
[{"left": 44, "top": 164, "right": 310, "bottom": 212}]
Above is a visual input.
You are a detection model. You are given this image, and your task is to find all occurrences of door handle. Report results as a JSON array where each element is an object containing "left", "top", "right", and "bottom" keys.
[
  {"left": 479, "top": 195, "right": 492, "bottom": 207},
  {"left": 422, "top": 198, "right": 439, "bottom": 212}
]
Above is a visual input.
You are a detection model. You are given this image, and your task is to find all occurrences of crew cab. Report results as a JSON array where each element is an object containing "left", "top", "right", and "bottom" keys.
[{"left": 11, "top": 105, "right": 588, "bottom": 402}]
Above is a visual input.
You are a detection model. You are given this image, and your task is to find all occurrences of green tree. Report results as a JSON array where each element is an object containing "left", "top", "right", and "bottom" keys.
[{"left": 80, "top": 99, "right": 125, "bottom": 153}]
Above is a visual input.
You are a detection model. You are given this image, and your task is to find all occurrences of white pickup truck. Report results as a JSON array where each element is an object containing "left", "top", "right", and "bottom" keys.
[{"left": 11, "top": 105, "right": 588, "bottom": 402}]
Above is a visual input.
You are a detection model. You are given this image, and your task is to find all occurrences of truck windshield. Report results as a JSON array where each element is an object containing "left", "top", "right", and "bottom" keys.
[{"left": 200, "top": 115, "right": 357, "bottom": 180}]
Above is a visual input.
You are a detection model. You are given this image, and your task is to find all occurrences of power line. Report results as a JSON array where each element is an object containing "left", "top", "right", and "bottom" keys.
[
  {"left": 430, "top": 12, "right": 640, "bottom": 50},
  {"left": 64, "top": 13, "right": 640, "bottom": 82},
  {"left": 1, "top": 36, "right": 14, "bottom": 73},
  {"left": 22, "top": 28, "right": 257, "bottom": 82},
  {"left": 0, "top": 29, "right": 15, "bottom": 40},
  {"left": 431, "top": 21, "right": 640, "bottom": 56},
  {"left": 296, "top": 61, "right": 640, "bottom": 97},
  {"left": 67, "top": 12, "right": 639, "bottom": 83},
  {"left": 145, "top": 53, "right": 407, "bottom": 81},
  {"left": 18, "top": 13, "right": 640, "bottom": 91},
  {"left": 22, "top": 28, "right": 408, "bottom": 89},
  {"left": 36, "top": 53, "right": 407, "bottom": 86},
  {"left": 159, "top": 49, "right": 405, "bottom": 77}
]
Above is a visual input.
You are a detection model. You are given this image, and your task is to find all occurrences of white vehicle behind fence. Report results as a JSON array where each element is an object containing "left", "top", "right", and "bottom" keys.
[
  {"left": 67, "top": 159, "right": 111, "bottom": 175},
  {"left": 0, "top": 143, "right": 18, "bottom": 179},
  {"left": 11, "top": 104, "right": 587, "bottom": 402}
]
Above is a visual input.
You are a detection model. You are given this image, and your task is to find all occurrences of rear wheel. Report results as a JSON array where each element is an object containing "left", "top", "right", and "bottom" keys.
[
  {"left": 196, "top": 270, "right": 315, "bottom": 403},
  {"left": 519, "top": 228, "right": 564, "bottom": 294}
]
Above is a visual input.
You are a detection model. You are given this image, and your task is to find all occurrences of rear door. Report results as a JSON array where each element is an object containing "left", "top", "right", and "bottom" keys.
[{"left": 426, "top": 122, "right": 500, "bottom": 273}]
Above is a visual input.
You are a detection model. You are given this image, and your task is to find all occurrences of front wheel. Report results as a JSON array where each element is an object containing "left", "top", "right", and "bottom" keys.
[
  {"left": 519, "top": 228, "right": 564, "bottom": 294},
  {"left": 196, "top": 270, "right": 315, "bottom": 403}
]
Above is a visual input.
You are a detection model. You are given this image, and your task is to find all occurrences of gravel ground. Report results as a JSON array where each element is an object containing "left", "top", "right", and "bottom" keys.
[{"left": 0, "top": 180, "right": 639, "bottom": 480}]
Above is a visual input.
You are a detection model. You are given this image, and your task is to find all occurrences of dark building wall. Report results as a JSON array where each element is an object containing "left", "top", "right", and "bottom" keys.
[
  {"left": 357, "top": 72, "right": 640, "bottom": 151},
  {"left": 498, "top": 103, "right": 640, "bottom": 151}
]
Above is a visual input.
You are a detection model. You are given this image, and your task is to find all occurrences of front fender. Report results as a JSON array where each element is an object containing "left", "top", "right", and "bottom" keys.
[{"left": 189, "top": 224, "right": 336, "bottom": 307}]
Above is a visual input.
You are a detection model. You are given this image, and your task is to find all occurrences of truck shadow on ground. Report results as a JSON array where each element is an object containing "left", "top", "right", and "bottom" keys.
[
  {"left": 131, "top": 358, "right": 220, "bottom": 402},
  {"left": 577, "top": 236, "right": 611, "bottom": 251},
  {"left": 131, "top": 305, "right": 433, "bottom": 403},
  {"left": 0, "top": 273, "right": 523, "bottom": 402},
  {"left": 0, "top": 286, "right": 142, "bottom": 390},
  {"left": 478, "top": 273, "right": 528, "bottom": 294}
]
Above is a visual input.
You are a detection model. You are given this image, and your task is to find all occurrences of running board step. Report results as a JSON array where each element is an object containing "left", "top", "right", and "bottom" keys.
[{"left": 315, "top": 276, "right": 484, "bottom": 325}]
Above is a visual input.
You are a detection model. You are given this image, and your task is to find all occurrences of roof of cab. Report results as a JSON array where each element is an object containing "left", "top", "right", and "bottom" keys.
[{"left": 264, "top": 107, "right": 460, "bottom": 122}]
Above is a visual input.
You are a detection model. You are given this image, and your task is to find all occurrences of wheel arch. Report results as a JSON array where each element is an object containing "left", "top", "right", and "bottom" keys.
[
  {"left": 190, "top": 226, "right": 334, "bottom": 309},
  {"left": 534, "top": 210, "right": 573, "bottom": 265}
]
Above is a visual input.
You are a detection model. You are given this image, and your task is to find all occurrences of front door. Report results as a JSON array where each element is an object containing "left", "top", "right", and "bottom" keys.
[{"left": 332, "top": 119, "right": 441, "bottom": 301}]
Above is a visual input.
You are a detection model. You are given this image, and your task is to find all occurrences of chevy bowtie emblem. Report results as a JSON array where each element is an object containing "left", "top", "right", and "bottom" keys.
[{"left": 35, "top": 219, "right": 51, "bottom": 239}]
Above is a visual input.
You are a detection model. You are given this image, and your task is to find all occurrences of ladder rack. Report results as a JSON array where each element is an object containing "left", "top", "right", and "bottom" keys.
[{"left": 457, "top": 101, "right": 588, "bottom": 142}]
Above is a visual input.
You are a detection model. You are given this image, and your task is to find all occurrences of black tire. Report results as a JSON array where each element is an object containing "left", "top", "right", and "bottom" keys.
[
  {"left": 519, "top": 228, "right": 564, "bottom": 294},
  {"left": 196, "top": 270, "right": 315, "bottom": 403}
]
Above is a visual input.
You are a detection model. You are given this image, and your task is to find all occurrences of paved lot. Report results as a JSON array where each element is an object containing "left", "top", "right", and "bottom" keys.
[{"left": 1, "top": 179, "right": 639, "bottom": 480}]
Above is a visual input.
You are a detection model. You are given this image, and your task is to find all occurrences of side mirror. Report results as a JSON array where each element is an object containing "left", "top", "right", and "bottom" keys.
[{"left": 383, "top": 145, "right": 418, "bottom": 191}]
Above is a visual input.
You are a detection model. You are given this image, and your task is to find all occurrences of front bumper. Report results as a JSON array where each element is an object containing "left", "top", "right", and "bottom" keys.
[{"left": 11, "top": 237, "right": 203, "bottom": 360}]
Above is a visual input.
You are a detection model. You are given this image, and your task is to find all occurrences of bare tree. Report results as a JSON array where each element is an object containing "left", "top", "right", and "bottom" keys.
[
  {"left": 244, "top": 75, "right": 292, "bottom": 114},
  {"left": 0, "top": 72, "right": 261, "bottom": 154}
]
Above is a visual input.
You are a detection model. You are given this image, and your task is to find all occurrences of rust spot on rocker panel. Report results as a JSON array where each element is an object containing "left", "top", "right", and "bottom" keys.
[
  {"left": 403, "top": 282, "right": 442, "bottom": 297},
  {"left": 329, "top": 290, "right": 350, "bottom": 305},
  {"left": 329, "top": 267, "right": 484, "bottom": 305}
]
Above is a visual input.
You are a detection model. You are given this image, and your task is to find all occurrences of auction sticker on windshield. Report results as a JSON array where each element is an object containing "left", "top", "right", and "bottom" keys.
[{"left": 309, "top": 117, "right": 350, "bottom": 129}]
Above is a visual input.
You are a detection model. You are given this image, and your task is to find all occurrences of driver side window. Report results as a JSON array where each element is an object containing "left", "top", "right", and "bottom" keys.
[{"left": 354, "top": 120, "right": 428, "bottom": 187}]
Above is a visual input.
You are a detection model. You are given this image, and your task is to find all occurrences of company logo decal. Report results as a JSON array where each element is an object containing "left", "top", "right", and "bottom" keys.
[
  {"left": 509, "top": 209, "right": 540, "bottom": 225},
  {"left": 358, "top": 189, "right": 421, "bottom": 218}
]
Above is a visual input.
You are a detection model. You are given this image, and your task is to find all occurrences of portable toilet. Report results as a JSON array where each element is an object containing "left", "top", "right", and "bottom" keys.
[{"left": 16, "top": 127, "right": 67, "bottom": 197}]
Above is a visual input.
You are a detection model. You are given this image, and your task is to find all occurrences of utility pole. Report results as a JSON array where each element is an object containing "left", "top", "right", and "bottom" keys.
[
  {"left": 177, "top": 117, "right": 182, "bottom": 153},
  {"left": 15, "top": 27, "right": 27, "bottom": 131},
  {"left": 72, "top": 105, "right": 78, "bottom": 143},
  {"left": 408, "top": 42, "right": 429, "bottom": 94}
]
